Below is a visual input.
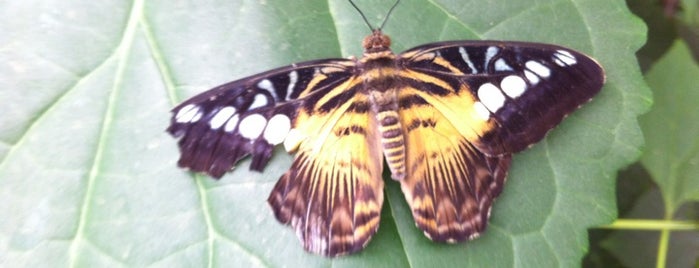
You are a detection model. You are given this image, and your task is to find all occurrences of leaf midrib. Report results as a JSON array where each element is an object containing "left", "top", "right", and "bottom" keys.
[{"left": 68, "top": 0, "right": 144, "bottom": 266}]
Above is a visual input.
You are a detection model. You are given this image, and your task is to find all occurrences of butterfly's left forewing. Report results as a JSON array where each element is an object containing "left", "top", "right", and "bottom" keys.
[{"left": 400, "top": 41, "right": 605, "bottom": 155}]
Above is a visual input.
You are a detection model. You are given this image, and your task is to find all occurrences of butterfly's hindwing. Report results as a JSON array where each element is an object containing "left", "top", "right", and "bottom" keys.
[
  {"left": 267, "top": 91, "right": 385, "bottom": 257},
  {"left": 400, "top": 41, "right": 605, "bottom": 155},
  {"left": 397, "top": 88, "right": 512, "bottom": 241},
  {"left": 167, "top": 58, "right": 354, "bottom": 178}
]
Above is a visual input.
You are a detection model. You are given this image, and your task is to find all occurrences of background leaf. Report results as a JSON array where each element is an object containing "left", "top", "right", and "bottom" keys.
[
  {"left": 600, "top": 188, "right": 699, "bottom": 268},
  {"left": 640, "top": 39, "right": 699, "bottom": 215},
  {"left": 0, "top": 0, "right": 648, "bottom": 267},
  {"left": 584, "top": 1, "right": 699, "bottom": 266}
]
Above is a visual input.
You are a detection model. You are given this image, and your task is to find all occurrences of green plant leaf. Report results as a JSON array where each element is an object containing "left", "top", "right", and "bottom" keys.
[
  {"left": 641, "top": 40, "right": 699, "bottom": 215},
  {"left": 0, "top": 0, "right": 649, "bottom": 267}
]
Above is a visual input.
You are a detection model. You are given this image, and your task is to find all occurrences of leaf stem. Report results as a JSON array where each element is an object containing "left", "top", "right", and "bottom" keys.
[
  {"left": 598, "top": 219, "right": 699, "bottom": 230},
  {"left": 656, "top": 227, "right": 670, "bottom": 268},
  {"left": 599, "top": 218, "right": 699, "bottom": 268}
]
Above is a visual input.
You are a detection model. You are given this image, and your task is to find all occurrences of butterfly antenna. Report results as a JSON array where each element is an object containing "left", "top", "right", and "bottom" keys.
[
  {"left": 379, "top": 0, "right": 400, "bottom": 30},
  {"left": 349, "top": 0, "right": 375, "bottom": 31}
]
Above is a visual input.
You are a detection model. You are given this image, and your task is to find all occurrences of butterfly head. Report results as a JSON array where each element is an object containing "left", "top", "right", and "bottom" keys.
[
  {"left": 351, "top": 0, "right": 399, "bottom": 54},
  {"left": 362, "top": 30, "right": 391, "bottom": 53}
]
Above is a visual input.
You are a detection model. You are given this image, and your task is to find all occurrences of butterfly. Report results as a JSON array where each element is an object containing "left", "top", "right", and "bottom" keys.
[{"left": 167, "top": 0, "right": 605, "bottom": 257}]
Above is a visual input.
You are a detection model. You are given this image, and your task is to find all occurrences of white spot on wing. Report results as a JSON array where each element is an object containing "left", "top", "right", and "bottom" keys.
[
  {"left": 238, "top": 114, "right": 267, "bottom": 139},
  {"left": 524, "top": 70, "right": 540, "bottom": 85},
  {"left": 190, "top": 110, "right": 203, "bottom": 123},
  {"left": 175, "top": 104, "right": 201, "bottom": 123},
  {"left": 249, "top": 94, "right": 268, "bottom": 109},
  {"left": 224, "top": 114, "right": 240, "bottom": 132},
  {"left": 494, "top": 58, "right": 512, "bottom": 71},
  {"left": 484, "top": 46, "right": 499, "bottom": 69},
  {"left": 553, "top": 49, "right": 577, "bottom": 66},
  {"left": 500, "top": 75, "right": 527, "bottom": 98},
  {"left": 175, "top": 104, "right": 195, "bottom": 118},
  {"left": 286, "top": 70, "right": 298, "bottom": 100},
  {"left": 423, "top": 231, "right": 434, "bottom": 240},
  {"left": 525, "top": 61, "right": 551, "bottom": 78},
  {"left": 257, "top": 79, "right": 276, "bottom": 99},
  {"left": 477, "top": 83, "right": 506, "bottom": 112},
  {"left": 458, "top": 47, "right": 478, "bottom": 74},
  {"left": 263, "top": 114, "right": 291, "bottom": 145},
  {"left": 209, "top": 106, "right": 237, "bottom": 129},
  {"left": 473, "top": 101, "right": 491, "bottom": 121},
  {"left": 469, "top": 232, "right": 480, "bottom": 240}
]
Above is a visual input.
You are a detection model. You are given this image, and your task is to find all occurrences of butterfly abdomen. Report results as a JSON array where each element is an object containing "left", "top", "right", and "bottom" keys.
[{"left": 377, "top": 109, "right": 405, "bottom": 180}]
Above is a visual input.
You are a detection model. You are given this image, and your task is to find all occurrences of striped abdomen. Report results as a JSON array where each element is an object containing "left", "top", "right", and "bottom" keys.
[{"left": 376, "top": 109, "right": 406, "bottom": 180}]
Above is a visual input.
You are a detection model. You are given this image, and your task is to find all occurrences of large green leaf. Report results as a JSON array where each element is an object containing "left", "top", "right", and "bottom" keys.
[{"left": 0, "top": 0, "right": 649, "bottom": 266}]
